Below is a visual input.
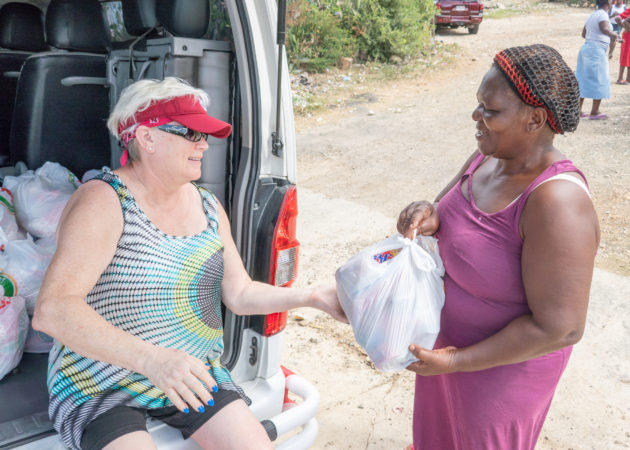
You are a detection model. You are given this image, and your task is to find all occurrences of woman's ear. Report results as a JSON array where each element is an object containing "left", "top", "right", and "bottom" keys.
[
  {"left": 528, "top": 107, "right": 548, "bottom": 133},
  {"left": 134, "top": 126, "right": 156, "bottom": 154}
]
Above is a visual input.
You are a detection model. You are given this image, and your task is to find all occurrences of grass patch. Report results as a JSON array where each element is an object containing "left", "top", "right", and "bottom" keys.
[
  {"left": 291, "top": 41, "right": 461, "bottom": 117},
  {"left": 484, "top": 0, "right": 561, "bottom": 19},
  {"left": 484, "top": 7, "right": 533, "bottom": 19}
]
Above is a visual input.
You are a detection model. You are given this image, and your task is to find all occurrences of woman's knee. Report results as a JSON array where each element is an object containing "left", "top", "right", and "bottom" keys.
[{"left": 191, "top": 400, "right": 273, "bottom": 449}]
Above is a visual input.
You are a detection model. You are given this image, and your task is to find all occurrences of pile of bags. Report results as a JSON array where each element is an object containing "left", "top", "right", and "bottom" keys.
[
  {"left": 336, "top": 233, "right": 445, "bottom": 372},
  {"left": 0, "top": 162, "right": 104, "bottom": 380}
]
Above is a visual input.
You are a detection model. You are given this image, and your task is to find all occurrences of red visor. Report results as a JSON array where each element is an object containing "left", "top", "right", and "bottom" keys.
[{"left": 118, "top": 95, "right": 232, "bottom": 138}]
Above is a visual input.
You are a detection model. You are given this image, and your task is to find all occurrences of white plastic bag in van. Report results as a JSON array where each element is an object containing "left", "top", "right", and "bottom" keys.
[
  {"left": 81, "top": 166, "right": 110, "bottom": 183},
  {"left": 335, "top": 234, "right": 445, "bottom": 372},
  {"left": 3, "top": 162, "right": 79, "bottom": 239},
  {"left": 0, "top": 296, "right": 29, "bottom": 380},
  {"left": 24, "top": 320, "right": 53, "bottom": 353},
  {"left": 0, "top": 235, "right": 56, "bottom": 314},
  {"left": 0, "top": 188, "right": 22, "bottom": 243}
]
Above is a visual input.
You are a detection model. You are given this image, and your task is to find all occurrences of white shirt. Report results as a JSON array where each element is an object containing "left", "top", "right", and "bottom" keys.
[
  {"left": 585, "top": 9, "right": 611, "bottom": 46},
  {"left": 611, "top": 4, "right": 626, "bottom": 24}
]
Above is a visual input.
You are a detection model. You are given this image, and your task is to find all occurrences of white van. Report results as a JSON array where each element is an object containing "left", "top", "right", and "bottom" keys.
[{"left": 0, "top": 0, "right": 317, "bottom": 448}]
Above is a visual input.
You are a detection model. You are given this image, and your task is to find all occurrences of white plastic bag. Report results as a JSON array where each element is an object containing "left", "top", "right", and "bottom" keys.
[
  {"left": 3, "top": 162, "right": 79, "bottom": 238},
  {"left": 24, "top": 320, "right": 53, "bottom": 353},
  {"left": 0, "top": 296, "right": 29, "bottom": 380},
  {"left": 0, "top": 187, "right": 22, "bottom": 242},
  {"left": 335, "top": 233, "right": 445, "bottom": 372},
  {"left": 81, "top": 166, "right": 110, "bottom": 183},
  {"left": 0, "top": 235, "right": 56, "bottom": 314}
]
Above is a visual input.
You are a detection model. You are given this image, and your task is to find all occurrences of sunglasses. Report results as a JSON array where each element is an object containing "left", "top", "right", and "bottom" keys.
[{"left": 156, "top": 124, "right": 208, "bottom": 142}]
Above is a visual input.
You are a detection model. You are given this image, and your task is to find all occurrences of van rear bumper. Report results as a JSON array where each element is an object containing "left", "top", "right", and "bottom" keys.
[{"left": 266, "top": 367, "right": 320, "bottom": 449}]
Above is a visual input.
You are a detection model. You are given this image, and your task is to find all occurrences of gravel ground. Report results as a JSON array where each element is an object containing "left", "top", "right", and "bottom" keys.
[{"left": 280, "top": 4, "right": 630, "bottom": 449}]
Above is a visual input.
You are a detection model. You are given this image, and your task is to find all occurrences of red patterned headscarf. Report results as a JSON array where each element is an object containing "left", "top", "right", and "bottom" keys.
[{"left": 493, "top": 45, "right": 580, "bottom": 135}]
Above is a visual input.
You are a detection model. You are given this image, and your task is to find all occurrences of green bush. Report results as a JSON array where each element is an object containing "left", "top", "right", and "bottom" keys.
[
  {"left": 287, "top": 0, "right": 436, "bottom": 71},
  {"left": 345, "top": 0, "right": 435, "bottom": 62},
  {"left": 287, "top": 0, "right": 357, "bottom": 72}
]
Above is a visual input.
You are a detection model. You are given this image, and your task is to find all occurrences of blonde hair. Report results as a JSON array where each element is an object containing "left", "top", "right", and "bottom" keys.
[{"left": 107, "top": 77, "right": 210, "bottom": 139}]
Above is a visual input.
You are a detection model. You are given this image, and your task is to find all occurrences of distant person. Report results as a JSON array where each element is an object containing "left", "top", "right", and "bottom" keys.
[
  {"left": 575, "top": 0, "right": 623, "bottom": 119},
  {"left": 33, "top": 77, "right": 347, "bottom": 450},
  {"left": 397, "top": 44, "right": 599, "bottom": 450},
  {"left": 610, "top": 0, "right": 626, "bottom": 33},
  {"left": 615, "top": 7, "right": 630, "bottom": 83}
]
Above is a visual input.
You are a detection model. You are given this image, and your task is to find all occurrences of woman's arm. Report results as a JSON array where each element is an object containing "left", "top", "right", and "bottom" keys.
[
  {"left": 32, "top": 182, "right": 217, "bottom": 413},
  {"left": 217, "top": 203, "right": 347, "bottom": 322},
  {"left": 600, "top": 17, "right": 620, "bottom": 38},
  {"left": 600, "top": 18, "right": 622, "bottom": 57},
  {"left": 407, "top": 179, "right": 599, "bottom": 374},
  {"left": 397, "top": 149, "right": 479, "bottom": 238}
]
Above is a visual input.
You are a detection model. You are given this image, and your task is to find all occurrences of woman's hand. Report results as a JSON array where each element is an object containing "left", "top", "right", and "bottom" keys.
[
  {"left": 142, "top": 347, "right": 218, "bottom": 413},
  {"left": 406, "top": 344, "right": 459, "bottom": 376},
  {"left": 310, "top": 285, "right": 348, "bottom": 324},
  {"left": 397, "top": 201, "right": 440, "bottom": 239}
]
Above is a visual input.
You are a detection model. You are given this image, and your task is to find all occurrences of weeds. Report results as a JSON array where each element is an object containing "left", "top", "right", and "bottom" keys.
[{"left": 287, "top": 0, "right": 436, "bottom": 72}]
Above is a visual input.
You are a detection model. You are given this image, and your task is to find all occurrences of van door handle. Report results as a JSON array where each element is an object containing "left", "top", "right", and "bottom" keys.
[
  {"left": 3, "top": 71, "right": 20, "bottom": 78},
  {"left": 249, "top": 336, "right": 258, "bottom": 365}
]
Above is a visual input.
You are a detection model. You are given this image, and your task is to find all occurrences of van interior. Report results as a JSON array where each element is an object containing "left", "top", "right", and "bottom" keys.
[{"left": 0, "top": 0, "right": 247, "bottom": 446}]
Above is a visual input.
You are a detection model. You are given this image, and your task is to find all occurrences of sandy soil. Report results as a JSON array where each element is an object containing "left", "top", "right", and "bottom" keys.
[{"left": 280, "top": 5, "right": 630, "bottom": 449}]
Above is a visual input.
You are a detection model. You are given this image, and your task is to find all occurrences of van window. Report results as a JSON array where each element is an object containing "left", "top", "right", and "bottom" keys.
[
  {"left": 209, "top": 2, "right": 232, "bottom": 41},
  {"left": 99, "top": 1, "right": 232, "bottom": 43},
  {"left": 100, "top": 1, "right": 133, "bottom": 42}
]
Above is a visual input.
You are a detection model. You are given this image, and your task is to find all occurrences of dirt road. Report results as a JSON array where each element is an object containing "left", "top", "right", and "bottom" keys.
[{"left": 281, "top": 4, "right": 630, "bottom": 449}]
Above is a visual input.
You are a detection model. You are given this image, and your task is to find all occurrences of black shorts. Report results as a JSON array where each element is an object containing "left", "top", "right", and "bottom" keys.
[{"left": 81, "top": 389, "right": 242, "bottom": 450}]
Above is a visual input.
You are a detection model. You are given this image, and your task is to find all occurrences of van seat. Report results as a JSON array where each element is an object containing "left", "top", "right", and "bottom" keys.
[
  {"left": 0, "top": 2, "right": 46, "bottom": 166},
  {"left": 9, "top": 0, "right": 112, "bottom": 179},
  {"left": 122, "top": 0, "right": 159, "bottom": 37}
]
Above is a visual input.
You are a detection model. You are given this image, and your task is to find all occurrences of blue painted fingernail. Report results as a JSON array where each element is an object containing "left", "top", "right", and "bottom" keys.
[
  {"left": 198, "top": 406, "right": 205, "bottom": 413},
  {"left": 212, "top": 385, "right": 218, "bottom": 393},
  {"left": 205, "top": 363, "right": 211, "bottom": 366},
  {"left": 183, "top": 408, "right": 189, "bottom": 414},
  {"left": 207, "top": 398, "right": 214, "bottom": 407}
]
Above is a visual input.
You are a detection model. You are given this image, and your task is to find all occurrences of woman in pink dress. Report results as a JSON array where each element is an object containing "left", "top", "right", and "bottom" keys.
[{"left": 397, "top": 44, "right": 600, "bottom": 450}]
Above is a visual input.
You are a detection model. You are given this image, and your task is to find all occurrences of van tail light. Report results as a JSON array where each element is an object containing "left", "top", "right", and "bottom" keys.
[
  {"left": 436, "top": 2, "right": 441, "bottom": 11},
  {"left": 479, "top": 3, "right": 483, "bottom": 11},
  {"left": 263, "top": 185, "right": 299, "bottom": 337},
  {"left": 263, "top": 311, "right": 288, "bottom": 336}
]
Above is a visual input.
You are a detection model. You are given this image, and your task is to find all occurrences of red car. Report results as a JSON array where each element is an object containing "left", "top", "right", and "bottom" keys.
[{"left": 434, "top": 0, "right": 483, "bottom": 34}]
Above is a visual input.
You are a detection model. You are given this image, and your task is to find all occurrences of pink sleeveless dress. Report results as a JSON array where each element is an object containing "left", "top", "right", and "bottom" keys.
[{"left": 412, "top": 153, "right": 586, "bottom": 450}]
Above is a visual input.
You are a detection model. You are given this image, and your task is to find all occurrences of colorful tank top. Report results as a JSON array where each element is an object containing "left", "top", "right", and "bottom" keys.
[{"left": 47, "top": 170, "right": 248, "bottom": 449}]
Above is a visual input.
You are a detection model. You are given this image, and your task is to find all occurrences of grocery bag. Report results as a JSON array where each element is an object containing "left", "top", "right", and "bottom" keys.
[
  {"left": 81, "top": 166, "right": 110, "bottom": 183},
  {"left": 24, "top": 320, "right": 53, "bottom": 353},
  {"left": 0, "top": 234, "right": 57, "bottom": 314},
  {"left": 3, "top": 161, "right": 79, "bottom": 238},
  {"left": 335, "top": 233, "right": 445, "bottom": 372},
  {"left": 0, "top": 296, "right": 29, "bottom": 380},
  {"left": 0, "top": 188, "right": 22, "bottom": 242}
]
